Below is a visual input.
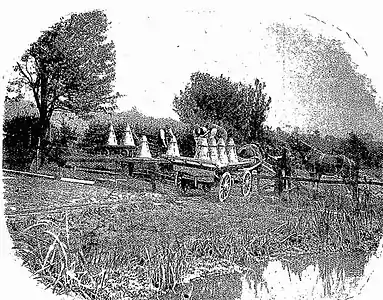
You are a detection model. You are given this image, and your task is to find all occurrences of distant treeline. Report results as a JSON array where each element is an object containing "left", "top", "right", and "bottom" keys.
[
  {"left": 265, "top": 127, "right": 383, "bottom": 170},
  {"left": 3, "top": 108, "right": 383, "bottom": 171}
]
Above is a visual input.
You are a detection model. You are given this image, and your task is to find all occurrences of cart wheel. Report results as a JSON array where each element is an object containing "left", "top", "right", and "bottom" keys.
[
  {"left": 121, "top": 149, "right": 128, "bottom": 157},
  {"left": 241, "top": 170, "right": 252, "bottom": 197},
  {"left": 175, "top": 172, "right": 187, "bottom": 194},
  {"left": 219, "top": 172, "right": 232, "bottom": 202}
]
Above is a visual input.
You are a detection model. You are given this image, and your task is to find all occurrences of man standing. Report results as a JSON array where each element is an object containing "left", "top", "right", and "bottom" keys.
[{"left": 159, "top": 125, "right": 175, "bottom": 155}]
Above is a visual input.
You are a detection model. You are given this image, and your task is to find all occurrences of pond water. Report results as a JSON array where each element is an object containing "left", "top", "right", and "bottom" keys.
[{"left": 164, "top": 239, "right": 383, "bottom": 300}]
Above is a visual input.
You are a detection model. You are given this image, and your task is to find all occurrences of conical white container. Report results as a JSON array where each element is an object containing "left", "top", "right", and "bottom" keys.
[
  {"left": 138, "top": 135, "right": 152, "bottom": 158},
  {"left": 208, "top": 137, "right": 220, "bottom": 164},
  {"left": 123, "top": 123, "right": 135, "bottom": 146},
  {"left": 108, "top": 124, "right": 118, "bottom": 146},
  {"left": 166, "top": 135, "right": 180, "bottom": 156},
  {"left": 227, "top": 138, "right": 238, "bottom": 163},
  {"left": 217, "top": 138, "right": 229, "bottom": 166},
  {"left": 198, "top": 138, "right": 209, "bottom": 160}
]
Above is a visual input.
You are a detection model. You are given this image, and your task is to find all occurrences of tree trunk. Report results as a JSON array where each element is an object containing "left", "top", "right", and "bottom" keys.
[{"left": 30, "top": 115, "right": 50, "bottom": 171}]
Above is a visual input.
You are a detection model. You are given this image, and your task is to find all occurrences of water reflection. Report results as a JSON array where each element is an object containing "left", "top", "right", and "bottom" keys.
[
  {"left": 165, "top": 251, "right": 376, "bottom": 299},
  {"left": 243, "top": 252, "right": 370, "bottom": 300}
]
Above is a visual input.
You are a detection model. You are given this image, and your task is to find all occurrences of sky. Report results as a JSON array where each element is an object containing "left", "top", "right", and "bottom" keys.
[
  {"left": 1, "top": 1, "right": 383, "bottom": 299},
  {"left": 1, "top": 1, "right": 383, "bottom": 134},
  {"left": 106, "top": 5, "right": 383, "bottom": 133}
]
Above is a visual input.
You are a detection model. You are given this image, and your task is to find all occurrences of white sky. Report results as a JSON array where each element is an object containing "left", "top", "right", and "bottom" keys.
[
  {"left": 108, "top": 3, "right": 383, "bottom": 131},
  {"left": 1, "top": 2, "right": 383, "bottom": 297},
  {"left": 1, "top": 1, "right": 383, "bottom": 131}
]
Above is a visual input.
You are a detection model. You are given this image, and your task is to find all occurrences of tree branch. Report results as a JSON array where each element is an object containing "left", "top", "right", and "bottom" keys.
[
  {"left": 24, "top": 60, "right": 35, "bottom": 85},
  {"left": 17, "top": 61, "right": 41, "bottom": 109},
  {"left": 17, "top": 62, "right": 34, "bottom": 87}
]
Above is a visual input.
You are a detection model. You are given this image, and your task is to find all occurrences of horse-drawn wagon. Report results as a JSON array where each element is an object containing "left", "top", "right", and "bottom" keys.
[
  {"left": 165, "top": 155, "right": 262, "bottom": 202},
  {"left": 62, "top": 124, "right": 265, "bottom": 202},
  {"left": 115, "top": 137, "right": 263, "bottom": 202}
]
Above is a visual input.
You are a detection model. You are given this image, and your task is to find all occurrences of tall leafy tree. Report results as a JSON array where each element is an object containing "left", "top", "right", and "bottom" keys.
[
  {"left": 173, "top": 72, "right": 271, "bottom": 144},
  {"left": 343, "top": 132, "right": 370, "bottom": 167},
  {"left": 7, "top": 10, "right": 119, "bottom": 166},
  {"left": 268, "top": 23, "right": 383, "bottom": 139}
]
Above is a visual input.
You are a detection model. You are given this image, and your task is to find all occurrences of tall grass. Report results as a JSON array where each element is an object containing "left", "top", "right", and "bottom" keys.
[
  {"left": 7, "top": 179, "right": 383, "bottom": 299},
  {"left": 279, "top": 183, "right": 382, "bottom": 254},
  {"left": 12, "top": 217, "right": 109, "bottom": 299},
  {"left": 145, "top": 242, "right": 191, "bottom": 292}
]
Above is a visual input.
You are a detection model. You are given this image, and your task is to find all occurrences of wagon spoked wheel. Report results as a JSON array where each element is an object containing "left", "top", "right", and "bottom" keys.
[
  {"left": 241, "top": 170, "right": 252, "bottom": 197},
  {"left": 121, "top": 149, "right": 128, "bottom": 157},
  {"left": 219, "top": 172, "right": 232, "bottom": 202}
]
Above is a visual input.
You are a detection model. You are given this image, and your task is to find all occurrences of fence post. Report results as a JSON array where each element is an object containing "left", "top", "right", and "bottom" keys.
[
  {"left": 150, "top": 163, "right": 160, "bottom": 192},
  {"left": 274, "top": 164, "right": 283, "bottom": 197},
  {"left": 256, "top": 168, "right": 260, "bottom": 193},
  {"left": 353, "top": 166, "right": 359, "bottom": 209},
  {"left": 55, "top": 166, "right": 63, "bottom": 180}
]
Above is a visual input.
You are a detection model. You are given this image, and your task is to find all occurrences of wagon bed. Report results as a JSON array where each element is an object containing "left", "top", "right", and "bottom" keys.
[
  {"left": 162, "top": 155, "right": 263, "bottom": 201},
  {"left": 64, "top": 152, "right": 263, "bottom": 202}
]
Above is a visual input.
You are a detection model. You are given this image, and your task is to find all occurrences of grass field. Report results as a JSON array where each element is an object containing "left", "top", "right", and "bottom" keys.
[{"left": 4, "top": 169, "right": 383, "bottom": 299}]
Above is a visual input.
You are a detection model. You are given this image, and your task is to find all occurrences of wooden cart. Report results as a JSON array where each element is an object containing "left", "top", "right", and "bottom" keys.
[
  {"left": 64, "top": 152, "right": 263, "bottom": 202},
  {"left": 162, "top": 155, "right": 263, "bottom": 202}
]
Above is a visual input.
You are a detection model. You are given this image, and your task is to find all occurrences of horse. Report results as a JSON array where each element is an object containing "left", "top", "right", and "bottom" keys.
[
  {"left": 290, "top": 139, "right": 357, "bottom": 191},
  {"left": 237, "top": 143, "right": 264, "bottom": 160}
]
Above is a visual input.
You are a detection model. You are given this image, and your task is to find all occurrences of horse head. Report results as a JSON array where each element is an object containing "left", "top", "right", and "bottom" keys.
[{"left": 237, "top": 143, "right": 263, "bottom": 160}]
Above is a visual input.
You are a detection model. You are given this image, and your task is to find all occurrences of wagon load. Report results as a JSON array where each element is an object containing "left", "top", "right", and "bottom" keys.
[
  {"left": 123, "top": 124, "right": 135, "bottom": 147},
  {"left": 90, "top": 123, "right": 137, "bottom": 157},
  {"left": 208, "top": 138, "right": 220, "bottom": 165},
  {"left": 108, "top": 124, "right": 118, "bottom": 146},
  {"left": 138, "top": 136, "right": 152, "bottom": 158},
  {"left": 64, "top": 123, "right": 264, "bottom": 202},
  {"left": 162, "top": 133, "right": 263, "bottom": 202},
  {"left": 166, "top": 134, "right": 180, "bottom": 157}
]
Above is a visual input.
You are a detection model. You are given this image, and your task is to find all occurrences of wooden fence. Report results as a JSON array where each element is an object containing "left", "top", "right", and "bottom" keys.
[{"left": 264, "top": 168, "right": 383, "bottom": 202}]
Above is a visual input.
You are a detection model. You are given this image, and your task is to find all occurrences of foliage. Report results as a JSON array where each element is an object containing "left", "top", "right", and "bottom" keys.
[
  {"left": 173, "top": 72, "right": 272, "bottom": 145},
  {"left": 6, "top": 173, "right": 383, "bottom": 298},
  {"left": 4, "top": 98, "right": 39, "bottom": 121},
  {"left": 82, "top": 116, "right": 110, "bottom": 147},
  {"left": 7, "top": 10, "right": 119, "bottom": 150},
  {"left": 50, "top": 111, "right": 89, "bottom": 147},
  {"left": 279, "top": 127, "right": 383, "bottom": 170},
  {"left": 268, "top": 23, "right": 383, "bottom": 139},
  {"left": 3, "top": 116, "right": 40, "bottom": 170},
  {"left": 342, "top": 132, "right": 370, "bottom": 166}
]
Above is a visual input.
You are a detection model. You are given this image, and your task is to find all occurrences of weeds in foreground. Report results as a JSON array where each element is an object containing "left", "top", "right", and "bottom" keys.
[
  {"left": 145, "top": 241, "right": 191, "bottom": 292},
  {"left": 7, "top": 182, "right": 383, "bottom": 300},
  {"left": 282, "top": 185, "right": 382, "bottom": 253},
  {"left": 12, "top": 217, "right": 104, "bottom": 299}
]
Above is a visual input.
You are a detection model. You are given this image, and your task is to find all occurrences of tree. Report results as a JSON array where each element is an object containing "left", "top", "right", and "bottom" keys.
[
  {"left": 268, "top": 23, "right": 383, "bottom": 139},
  {"left": 3, "top": 116, "right": 40, "bottom": 170},
  {"left": 7, "top": 10, "right": 119, "bottom": 167},
  {"left": 343, "top": 132, "right": 370, "bottom": 167},
  {"left": 173, "top": 72, "right": 272, "bottom": 145}
]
